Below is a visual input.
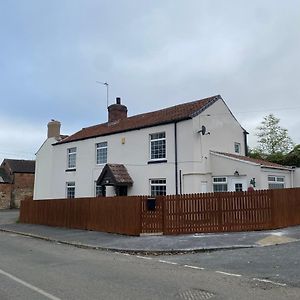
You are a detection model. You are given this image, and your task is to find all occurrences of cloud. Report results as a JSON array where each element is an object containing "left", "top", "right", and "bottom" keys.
[
  {"left": 0, "top": 0, "right": 299, "bottom": 162},
  {"left": 0, "top": 115, "right": 45, "bottom": 162}
]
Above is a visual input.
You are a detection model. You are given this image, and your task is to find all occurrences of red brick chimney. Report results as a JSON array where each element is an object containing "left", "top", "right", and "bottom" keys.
[{"left": 108, "top": 97, "right": 128, "bottom": 123}]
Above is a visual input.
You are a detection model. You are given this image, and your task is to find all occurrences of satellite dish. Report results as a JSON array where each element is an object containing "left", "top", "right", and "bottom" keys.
[{"left": 197, "top": 125, "right": 210, "bottom": 135}]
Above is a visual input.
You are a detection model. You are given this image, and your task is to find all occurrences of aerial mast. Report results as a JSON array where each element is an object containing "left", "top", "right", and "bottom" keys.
[{"left": 96, "top": 81, "right": 109, "bottom": 108}]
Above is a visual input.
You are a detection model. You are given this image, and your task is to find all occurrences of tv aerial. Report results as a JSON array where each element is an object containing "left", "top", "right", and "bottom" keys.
[{"left": 96, "top": 81, "right": 109, "bottom": 108}]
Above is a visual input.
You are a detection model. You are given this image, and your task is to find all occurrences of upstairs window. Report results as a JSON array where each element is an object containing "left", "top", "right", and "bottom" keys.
[
  {"left": 67, "top": 147, "right": 76, "bottom": 169},
  {"left": 213, "top": 177, "right": 228, "bottom": 192},
  {"left": 150, "top": 179, "right": 166, "bottom": 196},
  {"left": 66, "top": 182, "right": 75, "bottom": 198},
  {"left": 150, "top": 132, "right": 166, "bottom": 160},
  {"left": 234, "top": 142, "right": 241, "bottom": 154},
  {"left": 96, "top": 142, "right": 108, "bottom": 165},
  {"left": 268, "top": 176, "right": 284, "bottom": 189}
]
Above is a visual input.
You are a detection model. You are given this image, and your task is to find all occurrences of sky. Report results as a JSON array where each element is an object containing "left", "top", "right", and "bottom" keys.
[{"left": 0, "top": 0, "right": 299, "bottom": 162}]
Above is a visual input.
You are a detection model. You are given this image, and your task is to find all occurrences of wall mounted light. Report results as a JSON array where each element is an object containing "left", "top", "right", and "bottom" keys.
[
  {"left": 250, "top": 178, "right": 256, "bottom": 187},
  {"left": 234, "top": 170, "right": 239, "bottom": 177}
]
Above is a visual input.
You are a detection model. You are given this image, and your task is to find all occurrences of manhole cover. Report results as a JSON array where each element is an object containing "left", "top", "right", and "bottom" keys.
[{"left": 176, "top": 289, "right": 215, "bottom": 300}]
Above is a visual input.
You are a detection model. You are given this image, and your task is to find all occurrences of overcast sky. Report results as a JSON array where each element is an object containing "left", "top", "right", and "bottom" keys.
[{"left": 0, "top": 0, "right": 299, "bottom": 162}]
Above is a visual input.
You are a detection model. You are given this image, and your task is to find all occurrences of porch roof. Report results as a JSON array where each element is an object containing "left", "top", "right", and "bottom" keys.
[{"left": 97, "top": 164, "right": 133, "bottom": 186}]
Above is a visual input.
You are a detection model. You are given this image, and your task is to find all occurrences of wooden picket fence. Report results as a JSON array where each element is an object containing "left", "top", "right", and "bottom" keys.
[
  {"left": 20, "top": 196, "right": 143, "bottom": 235},
  {"left": 20, "top": 188, "right": 300, "bottom": 236}
]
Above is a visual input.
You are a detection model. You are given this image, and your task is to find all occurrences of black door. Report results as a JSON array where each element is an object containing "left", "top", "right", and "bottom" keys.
[{"left": 116, "top": 186, "right": 127, "bottom": 196}]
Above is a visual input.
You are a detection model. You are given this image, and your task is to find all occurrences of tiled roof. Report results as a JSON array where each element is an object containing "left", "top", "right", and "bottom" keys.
[
  {"left": 97, "top": 164, "right": 133, "bottom": 186},
  {"left": 212, "top": 152, "right": 291, "bottom": 170},
  {"left": 0, "top": 167, "right": 11, "bottom": 183},
  {"left": 57, "top": 95, "right": 220, "bottom": 145},
  {"left": 2, "top": 159, "right": 36, "bottom": 174}
]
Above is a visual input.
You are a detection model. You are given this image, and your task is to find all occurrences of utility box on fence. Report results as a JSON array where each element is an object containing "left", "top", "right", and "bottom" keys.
[{"left": 147, "top": 198, "right": 156, "bottom": 211}]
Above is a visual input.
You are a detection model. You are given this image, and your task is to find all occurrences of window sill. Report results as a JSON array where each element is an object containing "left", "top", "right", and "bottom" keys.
[
  {"left": 148, "top": 160, "right": 167, "bottom": 164},
  {"left": 66, "top": 168, "right": 76, "bottom": 172}
]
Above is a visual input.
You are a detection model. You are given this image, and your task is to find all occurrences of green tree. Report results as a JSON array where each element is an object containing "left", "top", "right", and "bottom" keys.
[
  {"left": 248, "top": 147, "right": 263, "bottom": 159},
  {"left": 283, "top": 144, "right": 300, "bottom": 167},
  {"left": 255, "top": 114, "right": 294, "bottom": 156}
]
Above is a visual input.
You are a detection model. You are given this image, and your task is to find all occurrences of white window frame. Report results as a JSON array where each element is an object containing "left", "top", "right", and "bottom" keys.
[
  {"left": 213, "top": 177, "right": 228, "bottom": 192},
  {"left": 234, "top": 142, "right": 241, "bottom": 154},
  {"left": 67, "top": 147, "right": 77, "bottom": 169},
  {"left": 268, "top": 176, "right": 285, "bottom": 189},
  {"left": 150, "top": 178, "right": 166, "bottom": 196},
  {"left": 234, "top": 183, "right": 243, "bottom": 192},
  {"left": 96, "top": 142, "right": 108, "bottom": 165},
  {"left": 149, "top": 132, "right": 166, "bottom": 161},
  {"left": 66, "top": 182, "right": 75, "bottom": 198}
]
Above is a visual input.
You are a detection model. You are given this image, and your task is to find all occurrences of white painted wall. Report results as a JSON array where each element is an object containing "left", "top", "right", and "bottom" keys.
[
  {"left": 194, "top": 99, "right": 246, "bottom": 157},
  {"left": 33, "top": 98, "right": 252, "bottom": 199},
  {"left": 177, "top": 98, "right": 246, "bottom": 193},
  {"left": 211, "top": 152, "right": 293, "bottom": 191},
  {"left": 34, "top": 138, "right": 56, "bottom": 200},
  {"left": 294, "top": 168, "right": 300, "bottom": 187},
  {"left": 35, "top": 123, "right": 177, "bottom": 199}
]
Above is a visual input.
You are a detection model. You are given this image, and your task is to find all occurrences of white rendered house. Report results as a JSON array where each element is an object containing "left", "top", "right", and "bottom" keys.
[{"left": 34, "top": 95, "right": 296, "bottom": 200}]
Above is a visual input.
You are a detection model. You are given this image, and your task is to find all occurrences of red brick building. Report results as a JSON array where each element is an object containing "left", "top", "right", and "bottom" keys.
[{"left": 0, "top": 159, "right": 35, "bottom": 209}]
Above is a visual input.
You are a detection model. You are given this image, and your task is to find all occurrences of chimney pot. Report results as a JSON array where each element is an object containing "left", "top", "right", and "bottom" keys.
[{"left": 116, "top": 97, "right": 121, "bottom": 104}]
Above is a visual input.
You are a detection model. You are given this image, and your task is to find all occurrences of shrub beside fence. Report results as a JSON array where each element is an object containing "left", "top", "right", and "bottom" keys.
[{"left": 20, "top": 188, "right": 300, "bottom": 236}]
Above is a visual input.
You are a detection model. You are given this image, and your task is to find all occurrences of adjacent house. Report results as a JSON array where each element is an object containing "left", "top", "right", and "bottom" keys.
[
  {"left": 0, "top": 159, "right": 35, "bottom": 208},
  {"left": 34, "top": 95, "right": 298, "bottom": 200}
]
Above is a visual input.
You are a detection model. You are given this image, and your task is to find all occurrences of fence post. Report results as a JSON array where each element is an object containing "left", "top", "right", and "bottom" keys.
[
  {"left": 217, "top": 193, "right": 223, "bottom": 232},
  {"left": 138, "top": 196, "right": 142, "bottom": 236},
  {"left": 270, "top": 189, "right": 276, "bottom": 229},
  {"left": 161, "top": 196, "right": 165, "bottom": 235}
]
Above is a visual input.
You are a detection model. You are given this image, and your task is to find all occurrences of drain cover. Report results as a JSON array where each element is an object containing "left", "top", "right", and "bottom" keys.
[{"left": 176, "top": 289, "right": 215, "bottom": 300}]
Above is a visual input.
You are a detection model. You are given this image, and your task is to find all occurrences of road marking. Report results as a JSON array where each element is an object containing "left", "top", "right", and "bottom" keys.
[
  {"left": 0, "top": 268, "right": 61, "bottom": 300},
  {"left": 253, "top": 278, "right": 287, "bottom": 287},
  {"left": 184, "top": 265, "right": 205, "bottom": 270},
  {"left": 136, "top": 255, "right": 152, "bottom": 260},
  {"left": 216, "top": 271, "right": 241, "bottom": 277},
  {"left": 270, "top": 232, "right": 284, "bottom": 236},
  {"left": 158, "top": 260, "right": 178, "bottom": 265}
]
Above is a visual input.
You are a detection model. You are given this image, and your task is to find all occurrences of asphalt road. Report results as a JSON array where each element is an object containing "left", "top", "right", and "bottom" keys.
[
  {"left": 0, "top": 231, "right": 300, "bottom": 299},
  {"left": 159, "top": 240, "right": 300, "bottom": 288},
  {"left": 0, "top": 210, "right": 19, "bottom": 225}
]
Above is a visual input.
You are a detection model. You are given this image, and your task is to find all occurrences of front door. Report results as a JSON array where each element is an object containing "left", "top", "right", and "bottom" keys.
[{"left": 116, "top": 186, "right": 128, "bottom": 196}]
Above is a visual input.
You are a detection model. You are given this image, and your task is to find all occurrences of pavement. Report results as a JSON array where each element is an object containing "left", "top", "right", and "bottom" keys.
[{"left": 1, "top": 209, "right": 300, "bottom": 254}]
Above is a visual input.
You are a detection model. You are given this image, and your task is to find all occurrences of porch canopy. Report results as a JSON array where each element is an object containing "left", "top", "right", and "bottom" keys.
[{"left": 97, "top": 164, "right": 133, "bottom": 187}]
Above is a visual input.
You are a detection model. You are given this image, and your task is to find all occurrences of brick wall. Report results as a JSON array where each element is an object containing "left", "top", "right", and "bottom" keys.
[
  {"left": 0, "top": 184, "right": 12, "bottom": 209},
  {"left": 11, "top": 173, "right": 34, "bottom": 208}
]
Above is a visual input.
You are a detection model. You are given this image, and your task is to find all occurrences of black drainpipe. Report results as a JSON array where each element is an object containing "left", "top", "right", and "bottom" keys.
[
  {"left": 244, "top": 130, "right": 249, "bottom": 156},
  {"left": 174, "top": 122, "right": 178, "bottom": 195}
]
